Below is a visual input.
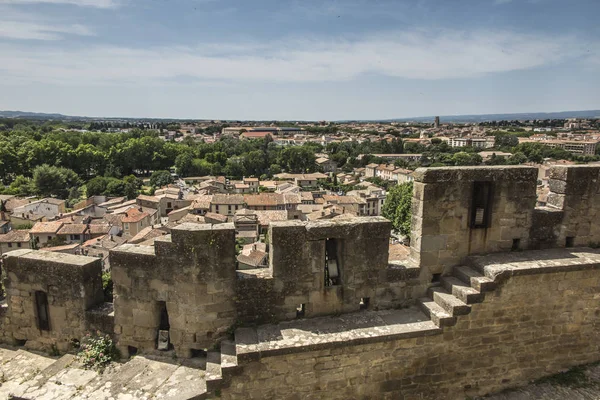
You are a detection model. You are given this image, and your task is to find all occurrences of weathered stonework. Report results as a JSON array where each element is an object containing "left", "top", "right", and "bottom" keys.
[
  {"left": 110, "top": 222, "right": 237, "bottom": 357},
  {"left": 410, "top": 166, "right": 539, "bottom": 276},
  {"left": 1, "top": 249, "right": 103, "bottom": 352},
  {"left": 0, "top": 165, "right": 599, "bottom": 399},
  {"left": 222, "top": 249, "right": 600, "bottom": 399},
  {"left": 236, "top": 217, "right": 423, "bottom": 325}
]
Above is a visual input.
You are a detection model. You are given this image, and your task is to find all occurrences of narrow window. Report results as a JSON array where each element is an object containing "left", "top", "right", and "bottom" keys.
[
  {"left": 471, "top": 182, "right": 493, "bottom": 228},
  {"left": 296, "top": 304, "right": 305, "bottom": 318},
  {"left": 359, "top": 298, "right": 370, "bottom": 310},
  {"left": 7, "top": 243, "right": 12, "bottom": 248},
  {"left": 324, "top": 238, "right": 341, "bottom": 286},
  {"left": 157, "top": 301, "right": 170, "bottom": 350},
  {"left": 566, "top": 236, "right": 575, "bottom": 248},
  {"left": 511, "top": 238, "right": 521, "bottom": 251},
  {"left": 35, "top": 291, "right": 50, "bottom": 331}
]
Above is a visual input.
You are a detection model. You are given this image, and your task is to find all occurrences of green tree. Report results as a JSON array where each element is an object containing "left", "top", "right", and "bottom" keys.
[
  {"left": 382, "top": 181, "right": 413, "bottom": 236},
  {"left": 86, "top": 177, "right": 109, "bottom": 197},
  {"left": 149, "top": 170, "right": 174, "bottom": 188},
  {"left": 123, "top": 175, "right": 142, "bottom": 199},
  {"left": 32, "top": 164, "right": 81, "bottom": 199}
]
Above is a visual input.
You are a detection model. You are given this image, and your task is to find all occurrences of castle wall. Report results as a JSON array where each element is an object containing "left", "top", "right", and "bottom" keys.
[
  {"left": 235, "top": 218, "right": 426, "bottom": 325},
  {"left": 110, "top": 223, "right": 237, "bottom": 357},
  {"left": 547, "top": 165, "right": 600, "bottom": 247},
  {"left": 410, "top": 166, "right": 539, "bottom": 276},
  {"left": 1, "top": 249, "right": 103, "bottom": 352},
  {"left": 223, "top": 258, "right": 600, "bottom": 399}
]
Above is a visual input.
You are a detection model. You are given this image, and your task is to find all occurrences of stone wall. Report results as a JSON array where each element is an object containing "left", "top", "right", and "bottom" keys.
[
  {"left": 235, "top": 217, "right": 425, "bottom": 325},
  {"left": 546, "top": 165, "right": 600, "bottom": 247},
  {"left": 410, "top": 166, "right": 539, "bottom": 276},
  {"left": 1, "top": 249, "right": 104, "bottom": 352},
  {"left": 110, "top": 223, "right": 237, "bottom": 357},
  {"left": 222, "top": 251, "right": 600, "bottom": 399}
]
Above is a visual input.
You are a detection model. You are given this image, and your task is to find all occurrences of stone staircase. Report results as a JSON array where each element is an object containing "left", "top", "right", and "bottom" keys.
[
  {"left": 418, "top": 265, "right": 497, "bottom": 328},
  {"left": 0, "top": 347, "right": 211, "bottom": 400}
]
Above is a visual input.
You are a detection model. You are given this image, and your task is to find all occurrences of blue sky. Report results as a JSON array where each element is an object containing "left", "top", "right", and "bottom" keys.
[{"left": 0, "top": 0, "right": 598, "bottom": 120}]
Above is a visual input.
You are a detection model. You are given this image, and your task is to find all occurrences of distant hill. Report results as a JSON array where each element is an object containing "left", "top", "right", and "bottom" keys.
[
  {"left": 0, "top": 110, "right": 79, "bottom": 119},
  {"left": 1, "top": 109, "right": 599, "bottom": 123},
  {"left": 379, "top": 110, "right": 600, "bottom": 123}
]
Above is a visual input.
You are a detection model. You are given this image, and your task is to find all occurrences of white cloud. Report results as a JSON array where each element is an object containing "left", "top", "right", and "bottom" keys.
[
  {"left": 0, "top": 29, "right": 594, "bottom": 85},
  {"left": 0, "top": 20, "right": 93, "bottom": 40},
  {"left": 0, "top": 0, "right": 120, "bottom": 8}
]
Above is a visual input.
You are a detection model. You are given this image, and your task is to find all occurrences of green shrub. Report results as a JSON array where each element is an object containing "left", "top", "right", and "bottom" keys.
[
  {"left": 77, "top": 332, "right": 117, "bottom": 371},
  {"left": 102, "top": 272, "right": 113, "bottom": 302}
]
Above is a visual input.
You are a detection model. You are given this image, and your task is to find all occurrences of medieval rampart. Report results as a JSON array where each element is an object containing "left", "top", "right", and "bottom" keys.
[{"left": 0, "top": 165, "right": 599, "bottom": 399}]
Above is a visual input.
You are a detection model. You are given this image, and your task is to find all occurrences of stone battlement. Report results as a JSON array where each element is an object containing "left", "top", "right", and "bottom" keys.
[{"left": 0, "top": 164, "right": 599, "bottom": 399}]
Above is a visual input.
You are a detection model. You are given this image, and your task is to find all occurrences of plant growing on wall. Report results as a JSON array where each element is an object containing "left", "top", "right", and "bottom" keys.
[{"left": 77, "top": 332, "right": 118, "bottom": 371}]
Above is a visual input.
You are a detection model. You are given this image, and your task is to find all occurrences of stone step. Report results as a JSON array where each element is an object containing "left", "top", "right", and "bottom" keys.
[
  {"left": 205, "top": 351, "right": 222, "bottom": 392},
  {"left": 220, "top": 340, "right": 238, "bottom": 369},
  {"left": 0, "top": 348, "right": 58, "bottom": 399},
  {"left": 428, "top": 287, "right": 471, "bottom": 316},
  {"left": 441, "top": 276, "right": 485, "bottom": 304},
  {"left": 153, "top": 361, "right": 208, "bottom": 400},
  {"left": 418, "top": 298, "right": 456, "bottom": 327},
  {"left": 453, "top": 266, "right": 496, "bottom": 292}
]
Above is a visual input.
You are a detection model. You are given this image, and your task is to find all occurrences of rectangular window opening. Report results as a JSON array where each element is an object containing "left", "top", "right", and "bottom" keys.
[
  {"left": 431, "top": 273, "right": 441, "bottom": 283},
  {"left": 324, "top": 238, "right": 341, "bottom": 287},
  {"left": 35, "top": 291, "right": 50, "bottom": 331},
  {"left": 471, "top": 182, "right": 493, "bottom": 229},
  {"left": 157, "top": 301, "right": 171, "bottom": 351},
  {"left": 511, "top": 238, "right": 521, "bottom": 251},
  {"left": 296, "top": 303, "right": 306, "bottom": 318},
  {"left": 566, "top": 236, "right": 575, "bottom": 248},
  {"left": 359, "top": 297, "right": 370, "bottom": 310}
]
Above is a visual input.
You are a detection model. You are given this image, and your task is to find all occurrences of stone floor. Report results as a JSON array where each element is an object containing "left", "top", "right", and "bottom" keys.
[{"left": 0, "top": 346, "right": 208, "bottom": 400}]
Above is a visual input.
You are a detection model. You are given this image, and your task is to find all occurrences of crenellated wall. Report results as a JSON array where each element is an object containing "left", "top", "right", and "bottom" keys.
[
  {"left": 0, "top": 249, "right": 104, "bottom": 352},
  {"left": 409, "top": 166, "right": 539, "bottom": 276},
  {"left": 222, "top": 249, "right": 600, "bottom": 400},
  {"left": 1, "top": 164, "right": 600, "bottom": 369},
  {"left": 110, "top": 223, "right": 238, "bottom": 357},
  {"left": 235, "top": 218, "right": 424, "bottom": 325}
]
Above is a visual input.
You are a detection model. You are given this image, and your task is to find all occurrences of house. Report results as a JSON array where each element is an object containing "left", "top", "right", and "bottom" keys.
[
  {"left": 233, "top": 211, "right": 260, "bottom": 243},
  {"left": 347, "top": 186, "right": 386, "bottom": 216},
  {"left": 88, "top": 224, "right": 112, "bottom": 239},
  {"left": 237, "top": 242, "right": 268, "bottom": 270},
  {"left": 30, "top": 221, "right": 64, "bottom": 247},
  {"left": 11, "top": 198, "right": 66, "bottom": 221},
  {"left": 81, "top": 234, "right": 128, "bottom": 271},
  {"left": 40, "top": 243, "right": 81, "bottom": 255},
  {"left": 210, "top": 194, "right": 245, "bottom": 217},
  {"left": 0, "top": 230, "right": 31, "bottom": 255},
  {"left": 316, "top": 157, "right": 338, "bottom": 173},
  {"left": 56, "top": 224, "right": 89, "bottom": 244},
  {"left": 190, "top": 195, "right": 213, "bottom": 216},
  {"left": 233, "top": 183, "right": 252, "bottom": 194},
  {"left": 244, "top": 193, "right": 285, "bottom": 211},
  {"left": 243, "top": 177, "right": 260, "bottom": 192},
  {"left": 204, "top": 212, "right": 229, "bottom": 224},
  {"left": 121, "top": 208, "right": 152, "bottom": 237},
  {"left": 9, "top": 211, "right": 45, "bottom": 228}
]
